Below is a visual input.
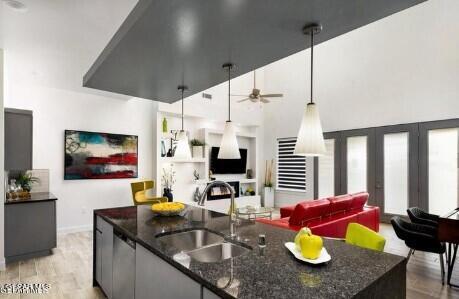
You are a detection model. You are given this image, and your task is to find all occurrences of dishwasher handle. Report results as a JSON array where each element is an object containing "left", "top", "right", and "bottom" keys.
[{"left": 114, "top": 230, "right": 136, "bottom": 249}]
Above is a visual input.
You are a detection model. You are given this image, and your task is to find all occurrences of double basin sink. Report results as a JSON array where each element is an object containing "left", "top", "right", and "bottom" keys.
[{"left": 157, "top": 229, "right": 251, "bottom": 263}]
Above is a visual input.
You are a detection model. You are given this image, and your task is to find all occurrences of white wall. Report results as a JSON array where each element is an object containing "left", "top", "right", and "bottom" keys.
[
  {"left": 1, "top": 2, "right": 6, "bottom": 270},
  {"left": 262, "top": 0, "right": 459, "bottom": 207},
  {"left": 4, "top": 84, "right": 158, "bottom": 231},
  {"left": 0, "top": 49, "right": 6, "bottom": 270},
  {"left": 1, "top": 0, "right": 152, "bottom": 232},
  {"left": 158, "top": 70, "right": 265, "bottom": 126}
]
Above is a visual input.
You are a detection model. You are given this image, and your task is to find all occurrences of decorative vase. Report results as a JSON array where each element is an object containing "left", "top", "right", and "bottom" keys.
[
  {"left": 163, "top": 188, "right": 173, "bottom": 202},
  {"left": 263, "top": 187, "right": 274, "bottom": 208},
  {"left": 192, "top": 146, "right": 204, "bottom": 158},
  {"left": 22, "top": 185, "right": 31, "bottom": 192},
  {"left": 162, "top": 117, "right": 168, "bottom": 133}
]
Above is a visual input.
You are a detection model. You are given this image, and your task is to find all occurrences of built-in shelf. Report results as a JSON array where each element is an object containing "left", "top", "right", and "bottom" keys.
[
  {"left": 160, "top": 157, "right": 206, "bottom": 163},
  {"left": 192, "top": 178, "right": 257, "bottom": 185},
  {"left": 156, "top": 112, "right": 259, "bottom": 207},
  {"left": 205, "top": 128, "right": 256, "bottom": 139},
  {"left": 239, "top": 178, "right": 257, "bottom": 184}
]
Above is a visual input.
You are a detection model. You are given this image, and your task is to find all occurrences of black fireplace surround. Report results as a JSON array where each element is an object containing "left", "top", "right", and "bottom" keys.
[{"left": 206, "top": 181, "right": 239, "bottom": 201}]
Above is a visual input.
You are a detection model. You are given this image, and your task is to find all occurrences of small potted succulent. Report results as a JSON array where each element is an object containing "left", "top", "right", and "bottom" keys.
[{"left": 190, "top": 139, "right": 206, "bottom": 158}]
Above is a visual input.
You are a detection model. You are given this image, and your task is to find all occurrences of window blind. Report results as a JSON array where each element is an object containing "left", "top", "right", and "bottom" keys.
[{"left": 277, "top": 138, "right": 306, "bottom": 191}]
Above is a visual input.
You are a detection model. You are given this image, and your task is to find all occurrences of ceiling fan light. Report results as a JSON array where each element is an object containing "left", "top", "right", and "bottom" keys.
[
  {"left": 218, "top": 121, "right": 240, "bottom": 159},
  {"left": 174, "top": 130, "right": 192, "bottom": 159},
  {"left": 294, "top": 103, "right": 326, "bottom": 156}
]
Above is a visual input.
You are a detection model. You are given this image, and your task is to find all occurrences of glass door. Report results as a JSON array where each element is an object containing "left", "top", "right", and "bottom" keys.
[
  {"left": 340, "top": 129, "right": 376, "bottom": 204},
  {"left": 375, "top": 125, "right": 419, "bottom": 221},
  {"left": 420, "top": 120, "right": 459, "bottom": 216},
  {"left": 314, "top": 132, "right": 341, "bottom": 199}
]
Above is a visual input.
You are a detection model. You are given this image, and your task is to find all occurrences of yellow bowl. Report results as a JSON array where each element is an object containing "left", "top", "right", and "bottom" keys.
[{"left": 151, "top": 202, "right": 185, "bottom": 216}]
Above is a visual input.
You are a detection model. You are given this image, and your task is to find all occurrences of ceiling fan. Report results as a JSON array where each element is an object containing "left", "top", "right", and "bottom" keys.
[{"left": 232, "top": 71, "right": 283, "bottom": 103}]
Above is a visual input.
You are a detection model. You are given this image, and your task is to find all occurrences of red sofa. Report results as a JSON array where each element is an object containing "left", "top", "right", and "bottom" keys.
[{"left": 257, "top": 192, "right": 379, "bottom": 238}]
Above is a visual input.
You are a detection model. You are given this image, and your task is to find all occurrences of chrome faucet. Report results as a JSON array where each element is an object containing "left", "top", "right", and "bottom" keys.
[{"left": 198, "top": 181, "right": 237, "bottom": 238}]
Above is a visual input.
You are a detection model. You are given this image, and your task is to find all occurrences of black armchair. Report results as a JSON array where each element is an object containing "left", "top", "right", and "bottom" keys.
[
  {"left": 407, "top": 207, "right": 439, "bottom": 227},
  {"left": 391, "top": 216, "right": 445, "bottom": 284}
]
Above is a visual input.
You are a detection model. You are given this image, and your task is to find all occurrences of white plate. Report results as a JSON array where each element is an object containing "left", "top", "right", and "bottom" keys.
[{"left": 284, "top": 242, "right": 331, "bottom": 264}]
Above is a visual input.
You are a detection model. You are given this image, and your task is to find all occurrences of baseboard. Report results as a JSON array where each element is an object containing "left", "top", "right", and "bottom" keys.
[{"left": 57, "top": 224, "right": 92, "bottom": 235}]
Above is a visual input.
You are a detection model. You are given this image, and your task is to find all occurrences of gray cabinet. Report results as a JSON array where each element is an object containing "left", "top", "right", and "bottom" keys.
[
  {"left": 95, "top": 230, "right": 103, "bottom": 284},
  {"left": 96, "top": 216, "right": 113, "bottom": 299},
  {"left": 135, "top": 244, "right": 201, "bottom": 299},
  {"left": 4, "top": 108, "right": 33, "bottom": 170},
  {"left": 113, "top": 232, "right": 136, "bottom": 299},
  {"left": 5, "top": 200, "right": 56, "bottom": 262}
]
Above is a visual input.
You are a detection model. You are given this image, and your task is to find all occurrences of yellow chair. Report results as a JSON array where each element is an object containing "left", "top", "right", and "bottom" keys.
[
  {"left": 345, "top": 223, "right": 386, "bottom": 252},
  {"left": 131, "top": 180, "right": 168, "bottom": 206}
]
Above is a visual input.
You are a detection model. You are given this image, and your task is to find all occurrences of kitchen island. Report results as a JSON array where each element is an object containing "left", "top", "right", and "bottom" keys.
[{"left": 93, "top": 204, "right": 406, "bottom": 299}]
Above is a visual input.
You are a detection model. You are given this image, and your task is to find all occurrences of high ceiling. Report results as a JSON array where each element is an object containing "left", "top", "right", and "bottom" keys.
[
  {"left": 83, "top": 0, "right": 426, "bottom": 103},
  {"left": 1, "top": 0, "right": 138, "bottom": 98}
]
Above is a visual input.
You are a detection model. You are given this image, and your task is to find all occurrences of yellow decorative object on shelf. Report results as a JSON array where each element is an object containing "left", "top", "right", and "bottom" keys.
[{"left": 151, "top": 202, "right": 185, "bottom": 216}]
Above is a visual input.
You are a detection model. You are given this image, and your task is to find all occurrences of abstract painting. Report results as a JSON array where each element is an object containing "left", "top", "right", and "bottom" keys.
[{"left": 64, "top": 130, "right": 138, "bottom": 180}]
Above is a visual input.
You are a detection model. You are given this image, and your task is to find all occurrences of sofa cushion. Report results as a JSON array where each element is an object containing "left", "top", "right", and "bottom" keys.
[
  {"left": 350, "top": 192, "right": 369, "bottom": 211},
  {"left": 288, "top": 199, "right": 330, "bottom": 226},
  {"left": 328, "top": 194, "right": 353, "bottom": 215}
]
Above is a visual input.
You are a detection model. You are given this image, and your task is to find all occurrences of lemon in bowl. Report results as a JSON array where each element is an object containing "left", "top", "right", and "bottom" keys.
[{"left": 151, "top": 202, "right": 185, "bottom": 216}]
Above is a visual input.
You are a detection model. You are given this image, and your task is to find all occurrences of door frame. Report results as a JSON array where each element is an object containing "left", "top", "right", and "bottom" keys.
[
  {"left": 314, "top": 132, "right": 341, "bottom": 199},
  {"left": 375, "top": 124, "right": 419, "bottom": 222},
  {"left": 419, "top": 119, "right": 459, "bottom": 214}
]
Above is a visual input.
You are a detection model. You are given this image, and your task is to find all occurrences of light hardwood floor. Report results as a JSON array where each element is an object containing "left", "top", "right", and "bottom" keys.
[
  {"left": 0, "top": 224, "right": 458, "bottom": 298},
  {"left": 0, "top": 232, "right": 104, "bottom": 298}
]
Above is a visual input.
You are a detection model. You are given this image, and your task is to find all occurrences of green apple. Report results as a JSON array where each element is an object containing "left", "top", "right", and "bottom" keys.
[{"left": 294, "top": 227, "right": 312, "bottom": 251}]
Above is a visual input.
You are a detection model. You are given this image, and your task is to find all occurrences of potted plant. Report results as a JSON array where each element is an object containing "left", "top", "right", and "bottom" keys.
[
  {"left": 161, "top": 164, "right": 176, "bottom": 202},
  {"left": 190, "top": 139, "right": 205, "bottom": 158},
  {"left": 16, "top": 171, "right": 40, "bottom": 193},
  {"left": 263, "top": 159, "right": 275, "bottom": 208}
]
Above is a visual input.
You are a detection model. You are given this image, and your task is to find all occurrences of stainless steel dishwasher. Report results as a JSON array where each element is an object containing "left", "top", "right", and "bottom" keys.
[{"left": 113, "top": 230, "right": 136, "bottom": 299}]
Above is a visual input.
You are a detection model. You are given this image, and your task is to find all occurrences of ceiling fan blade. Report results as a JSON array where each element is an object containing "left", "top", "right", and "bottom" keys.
[
  {"left": 260, "top": 93, "right": 283, "bottom": 98},
  {"left": 260, "top": 98, "right": 270, "bottom": 103},
  {"left": 231, "top": 94, "right": 249, "bottom": 97},
  {"left": 237, "top": 98, "right": 250, "bottom": 103}
]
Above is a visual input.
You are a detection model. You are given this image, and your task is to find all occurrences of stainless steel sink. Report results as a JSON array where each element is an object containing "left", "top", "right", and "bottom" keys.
[
  {"left": 186, "top": 242, "right": 251, "bottom": 263},
  {"left": 157, "top": 229, "right": 225, "bottom": 252}
]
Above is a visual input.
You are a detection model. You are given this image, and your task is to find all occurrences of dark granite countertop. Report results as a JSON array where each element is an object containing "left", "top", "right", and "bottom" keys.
[
  {"left": 5, "top": 192, "right": 57, "bottom": 205},
  {"left": 94, "top": 204, "right": 406, "bottom": 299}
]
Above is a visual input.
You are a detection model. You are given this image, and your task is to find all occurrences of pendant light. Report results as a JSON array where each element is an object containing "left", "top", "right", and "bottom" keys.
[
  {"left": 174, "top": 85, "right": 192, "bottom": 159},
  {"left": 294, "top": 24, "right": 326, "bottom": 156},
  {"left": 218, "top": 63, "right": 240, "bottom": 159}
]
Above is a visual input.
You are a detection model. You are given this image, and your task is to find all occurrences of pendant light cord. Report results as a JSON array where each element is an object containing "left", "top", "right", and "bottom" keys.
[
  {"left": 310, "top": 29, "right": 314, "bottom": 104},
  {"left": 181, "top": 88, "right": 184, "bottom": 131},
  {"left": 228, "top": 65, "right": 231, "bottom": 121}
]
